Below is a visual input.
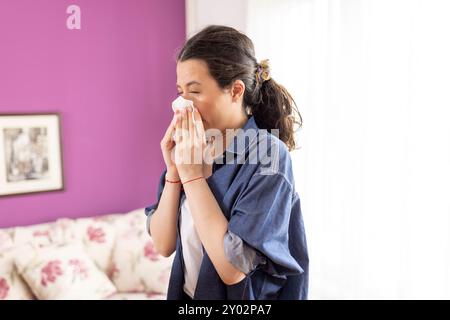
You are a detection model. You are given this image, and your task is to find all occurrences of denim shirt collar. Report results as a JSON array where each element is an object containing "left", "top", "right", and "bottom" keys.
[{"left": 223, "top": 115, "right": 259, "bottom": 156}]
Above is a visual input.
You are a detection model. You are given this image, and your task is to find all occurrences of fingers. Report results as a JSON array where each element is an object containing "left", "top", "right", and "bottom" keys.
[
  {"left": 174, "top": 110, "right": 182, "bottom": 144},
  {"left": 163, "top": 114, "right": 177, "bottom": 142},
  {"left": 161, "top": 115, "right": 177, "bottom": 150},
  {"left": 188, "top": 108, "right": 202, "bottom": 164},
  {"left": 193, "top": 107, "right": 206, "bottom": 145},
  {"left": 181, "top": 108, "right": 188, "bottom": 143},
  {"left": 188, "top": 109, "right": 194, "bottom": 144},
  {"left": 173, "top": 109, "right": 195, "bottom": 145}
]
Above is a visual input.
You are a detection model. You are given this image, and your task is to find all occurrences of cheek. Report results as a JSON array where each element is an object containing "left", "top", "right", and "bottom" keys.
[
  {"left": 190, "top": 92, "right": 226, "bottom": 123},
  {"left": 191, "top": 96, "right": 215, "bottom": 120},
  {"left": 190, "top": 101, "right": 208, "bottom": 122}
]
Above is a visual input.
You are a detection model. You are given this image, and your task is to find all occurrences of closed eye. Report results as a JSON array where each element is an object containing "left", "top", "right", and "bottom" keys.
[{"left": 178, "top": 92, "right": 200, "bottom": 95}]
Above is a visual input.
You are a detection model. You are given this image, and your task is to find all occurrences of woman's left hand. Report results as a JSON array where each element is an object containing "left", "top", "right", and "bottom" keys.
[{"left": 173, "top": 107, "right": 208, "bottom": 182}]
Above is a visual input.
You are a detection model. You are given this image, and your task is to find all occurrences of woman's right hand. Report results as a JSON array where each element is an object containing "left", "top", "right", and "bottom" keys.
[{"left": 160, "top": 112, "right": 180, "bottom": 180}]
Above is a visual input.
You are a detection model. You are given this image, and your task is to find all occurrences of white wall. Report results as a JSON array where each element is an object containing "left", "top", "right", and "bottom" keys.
[{"left": 185, "top": 0, "right": 248, "bottom": 38}]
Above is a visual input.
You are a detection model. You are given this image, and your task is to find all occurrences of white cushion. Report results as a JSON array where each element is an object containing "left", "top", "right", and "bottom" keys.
[
  {"left": 0, "top": 247, "right": 34, "bottom": 300},
  {"left": 13, "top": 219, "right": 75, "bottom": 248},
  {"left": 110, "top": 209, "right": 174, "bottom": 294},
  {"left": 14, "top": 243, "right": 117, "bottom": 300},
  {"left": 0, "top": 229, "right": 14, "bottom": 251},
  {"left": 72, "top": 217, "right": 118, "bottom": 274},
  {"left": 106, "top": 292, "right": 166, "bottom": 300}
]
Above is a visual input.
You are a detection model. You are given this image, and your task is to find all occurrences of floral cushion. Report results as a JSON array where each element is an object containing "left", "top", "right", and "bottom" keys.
[
  {"left": 106, "top": 292, "right": 166, "bottom": 300},
  {"left": 109, "top": 209, "right": 174, "bottom": 294},
  {"left": 0, "top": 247, "right": 34, "bottom": 300},
  {"left": 0, "top": 207, "right": 173, "bottom": 299},
  {"left": 72, "top": 217, "right": 118, "bottom": 274},
  {"left": 14, "top": 243, "right": 117, "bottom": 300},
  {"left": 0, "top": 229, "right": 14, "bottom": 251},
  {"left": 12, "top": 220, "right": 75, "bottom": 249}
]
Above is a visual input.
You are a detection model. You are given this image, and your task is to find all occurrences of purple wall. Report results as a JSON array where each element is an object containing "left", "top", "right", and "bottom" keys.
[{"left": 0, "top": 0, "right": 185, "bottom": 228}]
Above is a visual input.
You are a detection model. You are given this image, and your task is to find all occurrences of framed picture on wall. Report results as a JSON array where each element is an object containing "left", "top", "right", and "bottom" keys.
[{"left": 0, "top": 113, "right": 64, "bottom": 197}]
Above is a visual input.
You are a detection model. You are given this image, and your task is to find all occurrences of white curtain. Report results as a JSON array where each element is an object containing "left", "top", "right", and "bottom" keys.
[
  {"left": 186, "top": 0, "right": 450, "bottom": 299},
  {"left": 246, "top": 0, "right": 450, "bottom": 299}
]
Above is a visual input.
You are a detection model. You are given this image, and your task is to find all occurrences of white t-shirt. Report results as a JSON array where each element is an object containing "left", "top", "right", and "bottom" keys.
[
  {"left": 179, "top": 136, "right": 236, "bottom": 298},
  {"left": 179, "top": 194, "right": 204, "bottom": 298}
]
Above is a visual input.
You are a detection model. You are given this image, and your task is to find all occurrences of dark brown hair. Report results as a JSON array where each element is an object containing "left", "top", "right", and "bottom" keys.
[{"left": 177, "top": 25, "right": 302, "bottom": 151}]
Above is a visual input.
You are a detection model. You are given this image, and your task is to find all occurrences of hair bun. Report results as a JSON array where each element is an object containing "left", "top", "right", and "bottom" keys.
[{"left": 256, "top": 59, "right": 271, "bottom": 84}]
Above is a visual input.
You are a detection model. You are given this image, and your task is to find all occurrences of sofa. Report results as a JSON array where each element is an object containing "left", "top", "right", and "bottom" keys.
[{"left": 0, "top": 208, "right": 173, "bottom": 300}]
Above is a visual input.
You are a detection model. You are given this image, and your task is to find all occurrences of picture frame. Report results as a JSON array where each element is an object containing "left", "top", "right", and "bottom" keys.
[{"left": 0, "top": 113, "right": 64, "bottom": 197}]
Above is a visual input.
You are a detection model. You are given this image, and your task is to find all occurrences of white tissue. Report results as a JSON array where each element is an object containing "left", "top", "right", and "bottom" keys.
[
  {"left": 171, "top": 96, "right": 197, "bottom": 141},
  {"left": 172, "top": 96, "right": 194, "bottom": 113}
]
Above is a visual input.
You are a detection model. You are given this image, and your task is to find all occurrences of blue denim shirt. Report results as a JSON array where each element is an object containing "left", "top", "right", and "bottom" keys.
[{"left": 145, "top": 115, "right": 309, "bottom": 300}]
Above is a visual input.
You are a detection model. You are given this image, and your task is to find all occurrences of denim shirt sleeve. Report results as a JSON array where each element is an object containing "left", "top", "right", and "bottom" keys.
[
  {"left": 144, "top": 169, "right": 167, "bottom": 236},
  {"left": 223, "top": 230, "right": 264, "bottom": 275},
  {"left": 227, "top": 171, "right": 304, "bottom": 277}
]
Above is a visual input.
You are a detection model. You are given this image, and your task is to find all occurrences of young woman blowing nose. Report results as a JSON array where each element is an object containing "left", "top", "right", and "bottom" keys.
[{"left": 145, "top": 25, "right": 308, "bottom": 300}]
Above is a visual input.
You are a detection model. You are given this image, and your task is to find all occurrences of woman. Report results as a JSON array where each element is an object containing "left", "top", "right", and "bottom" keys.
[{"left": 145, "top": 25, "right": 308, "bottom": 300}]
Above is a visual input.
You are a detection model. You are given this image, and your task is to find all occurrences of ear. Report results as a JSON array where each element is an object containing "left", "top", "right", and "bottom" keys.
[{"left": 231, "top": 80, "right": 245, "bottom": 103}]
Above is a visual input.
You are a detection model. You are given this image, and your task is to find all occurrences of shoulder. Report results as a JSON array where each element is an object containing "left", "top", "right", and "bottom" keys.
[{"left": 251, "top": 129, "right": 294, "bottom": 188}]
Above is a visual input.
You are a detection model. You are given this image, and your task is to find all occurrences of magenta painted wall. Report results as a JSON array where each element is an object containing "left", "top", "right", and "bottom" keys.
[{"left": 0, "top": 0, "right": 185, "bottom": 228}]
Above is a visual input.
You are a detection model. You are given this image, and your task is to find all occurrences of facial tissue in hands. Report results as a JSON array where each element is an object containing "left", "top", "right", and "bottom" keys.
[
  {"left": 172, "top": 96, "right": 194, "bottom": 113},
  {"left": 171, "top": 96, "right": 197, "bottom": 141}
]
